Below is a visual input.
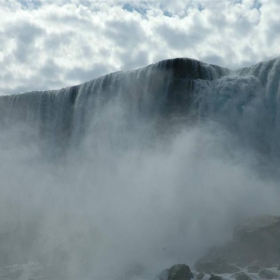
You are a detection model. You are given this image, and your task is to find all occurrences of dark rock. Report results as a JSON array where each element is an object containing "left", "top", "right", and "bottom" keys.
[
  {"left": 167, "top": 264, "right": 193, "bottom": 280},
  {"left": 196, "top": 273, "right": 205, "bottom": 280},
  {"left": 235, "top": 272, "right": 251, "bottom": 280},
  {"left": 258, "top": 269, "right": 279, "bottom": 279},
  {"left": 247, "top": 263, "right": 261, "bottom": 273},
  {"left": 209, "top": 274, "right": 222, "bottom": 280}
]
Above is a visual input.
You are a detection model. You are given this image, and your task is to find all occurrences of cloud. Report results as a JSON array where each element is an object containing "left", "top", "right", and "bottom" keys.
[{"left": 0, "top": 0, "right": 279, "bottom": 94}]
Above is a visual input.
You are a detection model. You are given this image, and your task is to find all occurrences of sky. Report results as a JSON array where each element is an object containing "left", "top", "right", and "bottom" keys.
[{"left": 0, "top": 0, "right": 280, "bottom": 94}]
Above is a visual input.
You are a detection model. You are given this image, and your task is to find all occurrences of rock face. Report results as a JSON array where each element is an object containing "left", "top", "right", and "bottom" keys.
[
  {"left": 233, "top": 215, "right": 280, "bottom": 264},
  {"left": 167, "top": 264, "right": 194, "bottom": 280},
  {"left": 195, "top": 215, "right": 280, "bottom": 270},
  {"left": 209, "top": 274, "right": 222, "bottom": 280},
  {"left": 234, "top": 272, "right": 251, "bottom": 280}
]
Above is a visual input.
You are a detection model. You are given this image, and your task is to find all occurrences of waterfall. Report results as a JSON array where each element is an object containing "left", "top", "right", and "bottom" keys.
[
  {"left": 0, "top": 58, "right": 230, "bottom": 155},
  {"left": 0, "top": 57, "right": 280, "bottom": 280}
]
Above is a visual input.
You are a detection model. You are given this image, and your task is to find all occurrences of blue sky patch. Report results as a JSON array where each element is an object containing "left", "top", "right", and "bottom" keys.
[
  {"left": 163, "top": 11, "right": 173, "bottom": 17},
  {"left": 122, "top": 3, "right": 148, "bottom": 15},
  {"left": 17, "top": 0, "right": 42, "bottom": 9}
]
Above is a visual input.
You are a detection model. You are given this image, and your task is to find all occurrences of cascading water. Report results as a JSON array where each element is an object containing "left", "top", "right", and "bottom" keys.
[
  {"left": 0, "top": 57, "right": 280, "bottom": 280},
  {"left": 0, "top": 58, "right": 230, "bottom": 154}
]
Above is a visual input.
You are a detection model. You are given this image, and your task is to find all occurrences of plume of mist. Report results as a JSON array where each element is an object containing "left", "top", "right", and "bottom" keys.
[{"left": 0, "top": 84, "right": 280, "bottom": 280}]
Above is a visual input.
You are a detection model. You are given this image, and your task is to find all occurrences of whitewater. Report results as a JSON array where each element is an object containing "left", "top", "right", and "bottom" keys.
[{"left": 0, "top": 57, "right": 280, "bottom": 279}]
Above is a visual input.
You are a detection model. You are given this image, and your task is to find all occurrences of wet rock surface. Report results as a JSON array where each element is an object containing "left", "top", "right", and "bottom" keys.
[
  {"left": 209, "top": 274, "right": 222, "bottom": 280},
  {"left": 159, "top": 263, "right": 280, "bottom": 280},
  {"left": 235, "top": 272, "right": 251, "bottom": 280},
  {"left": 195, "top": 215, "right": 280, "bottom": 271},
  {"left": 167, "top": 264, "right": 194, "bottom": 280}
]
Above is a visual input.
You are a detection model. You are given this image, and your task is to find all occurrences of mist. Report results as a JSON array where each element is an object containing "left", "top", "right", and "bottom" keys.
[{"left": 0, "top": 58, "right": 280, "bottom": 279}]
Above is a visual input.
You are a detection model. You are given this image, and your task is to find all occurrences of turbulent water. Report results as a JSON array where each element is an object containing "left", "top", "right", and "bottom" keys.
[{"left": 1, "top": 57, "right": 280, "bottom": 279}]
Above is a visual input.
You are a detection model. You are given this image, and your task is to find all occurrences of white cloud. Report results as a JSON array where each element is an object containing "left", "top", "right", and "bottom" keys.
[{"left": 0, "top": 0, "right": 279, "bottom": 94}]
